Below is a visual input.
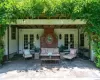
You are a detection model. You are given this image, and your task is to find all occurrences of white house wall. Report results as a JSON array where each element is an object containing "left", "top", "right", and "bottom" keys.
[
  {"left": 84, "top": 34, "right": 89, "bottom": 48},
  {"left": 4, "top": 27, "right": 90, "bottom": 55},
  {"left": 19, "top": 29, "right": 44, "bottom": 53},
  {"left": 3, "top": 29, "right": 8, "bottom": 55},
  {"left": 9, "top": 26, "right": 18, "bottom": 54},
  {"left": 54, "top": 29, "right": 78, "bottom": 48},
  {"left": 79, "top": 29, "right": 89, "bottom": 49},
  {"left": 19, "top": 29, "right": 86, "bottom": 53},
  {"left": 3, "top": 26, "right": 18, "bottom": 56}
]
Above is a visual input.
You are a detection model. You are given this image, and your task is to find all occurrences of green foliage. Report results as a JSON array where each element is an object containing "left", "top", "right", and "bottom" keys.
[
  {"left": 59, "top": 45, "right": 67, "bottom": 52},
  {"left": 0, "top": 48, "right": 4, "bottom": 63},
  {"left": 0, "top": 0, "right": 100, "bottom": 23},
  {"left": 0, "top": 38, "right": 4, "bottom": 63},
  {"left": 34, "top": 47, "right": 40, "bottom": 52},
  {"left": 0, "top": 0, "right": 99, "bottom": 36},
  {"left": 94, "top": 42, "right": 100, "bottom": 68},
  {"left": 0, "top": 25, "right": 7, "bottom": 37}
]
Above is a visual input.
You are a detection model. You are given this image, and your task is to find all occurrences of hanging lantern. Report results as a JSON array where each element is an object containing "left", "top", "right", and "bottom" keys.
[
  {"left": 36, "top": 34, "right": 39, "bottom": 40},
  {"left": 59, "top": 34, "right": 62, "bottom": 39}
]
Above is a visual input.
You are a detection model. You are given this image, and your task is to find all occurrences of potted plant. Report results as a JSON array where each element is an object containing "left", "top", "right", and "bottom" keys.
[
  {"left": 35, "top": 47, "right": 40, "bottom": 52},
  {"left": 59, "top": 45, "right": 64, "bottom": 52}
]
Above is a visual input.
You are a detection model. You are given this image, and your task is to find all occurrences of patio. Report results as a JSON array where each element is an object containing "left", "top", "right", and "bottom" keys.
[{"left": 0, "top": 58, "right": 100, "bottom": 80}]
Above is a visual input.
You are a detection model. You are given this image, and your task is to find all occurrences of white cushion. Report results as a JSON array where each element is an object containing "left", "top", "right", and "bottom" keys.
[
  {"left": 24, "top": 49, "right": 30, "bottom": 55},
  {"left": 70, "top": 49, "right": 77, "bottom": 55},
  {"left": 41, "top": 48, "right": 59, "bottom": 54},
  {"left": 24, "top": 55, "right": 32, "bottom": 58},
  {"left": 54, "top": 48, "right": 59, "bottom": 53},
  {"left": 47, "top": 48, "right": 54, "bottom": 53},
  {"left": 41, "top": 48, "right": 46, "bottom": 53},
  {"left": 23, "top": 49, "right": 32, "bottom": 58},
  {"left": 63, "top": 54, "right": 76, "bottom": 59}
]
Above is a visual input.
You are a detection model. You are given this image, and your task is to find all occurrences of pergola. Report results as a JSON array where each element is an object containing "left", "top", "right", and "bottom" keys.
[{"left": 7, "top": 19, "right": 89, "bottom": 59}]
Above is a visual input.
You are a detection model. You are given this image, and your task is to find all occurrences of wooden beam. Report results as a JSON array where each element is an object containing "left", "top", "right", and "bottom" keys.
[
  {"left": 12, "top": 25, "right": 85, "bottom": 29},
  {"left": 11, "top": 19, "right": 86, "bottom": 25}
]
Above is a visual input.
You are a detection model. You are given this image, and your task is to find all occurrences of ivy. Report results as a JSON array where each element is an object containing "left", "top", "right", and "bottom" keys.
[
  {"left": 0, "top": 0, "right": 100, "bottom": 40},
  {"left": 0, "top": 0, "right": 100, "bottom": 37},
  {"left": 0, "top": 0, "right": 100, "bottom": 41}
]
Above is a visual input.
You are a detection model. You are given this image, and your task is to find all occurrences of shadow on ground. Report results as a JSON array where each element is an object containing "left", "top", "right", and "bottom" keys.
[
  {"left": 0, "top": 58, "right": 97, "bottom": 73},
  {"left": 0, "top": 58, "right": 100, "bottom": 78}
]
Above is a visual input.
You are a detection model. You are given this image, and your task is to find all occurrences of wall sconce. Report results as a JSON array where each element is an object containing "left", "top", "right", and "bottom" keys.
[
  {"left": 59, "top": 34, "right": 62, "bottom": 39},
  {"left": 20, "top": 29, "right": 22, "bottom": 32},
  {"left": 36, "top": 34, "right": 39, "bottom": 40}
]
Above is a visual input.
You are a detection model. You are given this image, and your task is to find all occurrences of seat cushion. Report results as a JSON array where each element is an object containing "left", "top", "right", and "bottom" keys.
[
  {"left": 53, "top": 48, "right": 59, "bottom": 53},
  {"left": 41, "top": 48, "right": 59, "bottom": 55},
  {"left": 70, "top": 49, "right": 77, "bottom": 55},
  {"left": 40, "top": 54, "right": 60, "bottom": 56},
  {"left": 47, "top": 48, "right": 54, "bottom": 53},
  {"left": 24, "top": 55, "right": 32, "bottom": 58},
  {"left": 41, "top": 48, "right": 45, "bottom": 54},
  {"left": 63, "top": 54, "right": 76, "bottom": 59},
  {"left": 41, "top": 48, "right": 47, "bottom": 54},
  {"left": 24, "top": 49, "right": 30, "bottom": 55}
]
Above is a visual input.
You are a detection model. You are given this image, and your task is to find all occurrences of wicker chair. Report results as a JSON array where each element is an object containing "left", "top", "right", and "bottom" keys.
[
  {"left": 23, "top": 49, "right": 33, "bottom": 59},
  {"left": 63, "top": 49, "right": 77, "bottom": 60}
]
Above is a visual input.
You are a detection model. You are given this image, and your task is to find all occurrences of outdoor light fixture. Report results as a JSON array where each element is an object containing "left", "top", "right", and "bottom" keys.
[
  {"left": 36, "top": 34, "right": 39, "bottom": 40},
  {"left": 59, "top": 34, "right": 62, "bottom": 39}
]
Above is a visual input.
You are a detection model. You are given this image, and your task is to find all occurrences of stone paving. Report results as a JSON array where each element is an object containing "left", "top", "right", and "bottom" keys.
[{"left": 0, "top": 58, "right": 100, "bottom": 80}]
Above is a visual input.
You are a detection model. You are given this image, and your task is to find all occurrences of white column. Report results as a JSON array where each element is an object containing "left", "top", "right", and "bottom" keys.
[{"left": 90, "top": 40, "right": 95, "bottom": 61}]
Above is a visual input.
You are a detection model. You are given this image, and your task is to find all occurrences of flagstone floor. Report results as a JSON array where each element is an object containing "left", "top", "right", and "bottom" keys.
[{"left": 0, "top": 58, "right": 100, "bottom": 80}]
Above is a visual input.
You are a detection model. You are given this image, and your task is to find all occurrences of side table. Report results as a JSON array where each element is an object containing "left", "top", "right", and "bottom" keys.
[
  {"left": 60, "top": 52, "right": 66, "bottom": 59},
  {"left": 34, "top": 52, "right": 39, "bottom": 59}
]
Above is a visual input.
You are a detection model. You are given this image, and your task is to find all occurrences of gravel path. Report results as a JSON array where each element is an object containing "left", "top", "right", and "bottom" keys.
[{"left": 0, "top": 58, "right": 100, "bottom": 80}]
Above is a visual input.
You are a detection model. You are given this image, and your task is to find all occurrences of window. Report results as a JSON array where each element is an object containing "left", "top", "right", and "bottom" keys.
[
  {"left": 11, "top": 27, "right": 16, "bottom": 40},
  {"left": 70, "top": 34, "right": 74, "bottom": 48},
  {"left": 24, "top": 34, "right": 34, "bottom": 50},
  {"left": 80, "top": 34, "right": 84, "bottom": 46},
  {"left": 30, "top": 34, "right": 34, "bottom": 50},
  {"left": 64, "top": 34, "right": 68, "bottom": 49},
  {"left": 24, "top": 34, "right": 28, "bottom": 49}
]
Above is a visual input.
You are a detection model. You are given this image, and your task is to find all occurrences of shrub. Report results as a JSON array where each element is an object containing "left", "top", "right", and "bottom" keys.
[
  {"left": 94, "top": 42, "right": 100, "bottom": 68},
  {"left": 0, "top": 48, "right": 4, "bottom": 63},
  {"left": 0, "top": 38, "right": 4, "bottom": 64}
]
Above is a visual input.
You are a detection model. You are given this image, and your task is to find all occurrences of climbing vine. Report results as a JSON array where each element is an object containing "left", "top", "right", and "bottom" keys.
[{"left": 0, "top": 0, "right": 100, "bottom": 36}]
